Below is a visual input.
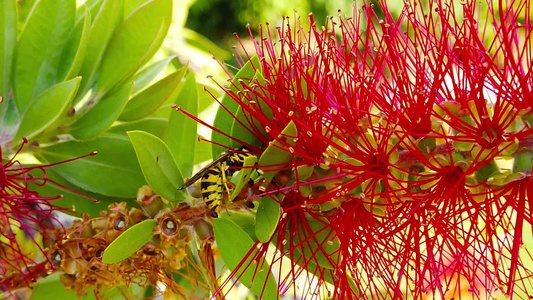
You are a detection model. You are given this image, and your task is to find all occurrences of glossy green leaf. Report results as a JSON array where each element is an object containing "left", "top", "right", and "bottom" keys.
[
  {"left": 106, "top": 118, "right": 167, "bottom": 139},
  {"left": 14, "top": 77, "right": 80, "bottom": 141},
  {"left": 27, "top": 167, "right": 130, "bottom": 218},
  {"left": 57, "top": 5, "right": 92, "bottom": 81},
  {"left": 213, "top": 218, "right": 278, "bottom": 300},
  {"left": 127, "top": 130, "right": 185, "bottom": 201},
  {"left": 230, "top": 155, "right": 257, "bottom": 200},
  {"left": 118, "top": 66, "right": 185, "bottom": 122},
  {"left": 31, "top": 274, "right": 97, "bottom": 300},
  {"left": 102, "top": 219, "right": 157, "bottom": 264},
  {"left": 71, "top": 83, "right": 133, "bottom": 140},
  {"left": 194, "top": 136, "right": 212, "bottom": 164},
  {"left": 76, "top": 0, "right": 124, "bottom": 98},
  {"left": 218, "top": 210, "right": 257, "bottom": 241},
  {"left": 13, "top": 0, "right": 76, "bottom": 113},
  {"left": 130, "top": 56, "right": 179, "bottom": 95},
  {"left": 257, "top": 120, "right": 297, "bottom": 182},
  {"left": 78, "top": 0, "right": 103, "bottom": 23},
  {"left": 0, "top": 0, "right": 16, "bottom": 100},
  {"left": 164, "top": 72, "right": 197, "bottom": 178},
  {"left": 35, "top": 135, "right": 146, "bottom": 198},
  {"left": 124, "top": 0, "right": 147, "bottom": 17},
  {"left": 255, "top": 196, "right": 280, "bottom": 243},
  {"left": 211, "top": 56, "right": 260, "bottom": 159},
  {"left": 95, "top": 0, "right": 172, "bottom": 96}
]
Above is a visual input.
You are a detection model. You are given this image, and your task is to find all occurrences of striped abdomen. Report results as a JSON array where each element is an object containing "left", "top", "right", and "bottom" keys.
[
  {"left": 200, "top": 166, "right": 224, "bottom": 217},
  {"left": 225, "top": 148, "right": 253, "bottom": 177}
]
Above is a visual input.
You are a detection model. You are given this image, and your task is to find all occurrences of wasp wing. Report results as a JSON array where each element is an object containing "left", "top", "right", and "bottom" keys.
[{"left": 178, "top": 150, "right": 234, "bottom": 190}]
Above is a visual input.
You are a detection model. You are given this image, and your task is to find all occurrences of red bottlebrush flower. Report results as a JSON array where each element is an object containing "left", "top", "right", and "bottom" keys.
[
  {"left": 200, "top": 0, "right": 533, "bottom": 299},
  {"left": 0, "top": 139, "right": 95, "bottom": 292}
]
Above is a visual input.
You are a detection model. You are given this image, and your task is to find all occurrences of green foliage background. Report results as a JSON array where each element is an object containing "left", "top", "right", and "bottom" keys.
[{"left": 4, "top": 0, "right": 512, "bottom": 299}]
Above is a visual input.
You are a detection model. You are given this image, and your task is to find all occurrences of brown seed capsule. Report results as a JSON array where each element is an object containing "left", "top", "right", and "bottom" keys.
[
  {"left": 161, "top": 216, "right": 181, "bottom": 237},
  {"left": 49, "top": 249, "right": 63, "bottom": 269},
  {"left": 113, "top": 214, "right": 127, "bottom": 231}
]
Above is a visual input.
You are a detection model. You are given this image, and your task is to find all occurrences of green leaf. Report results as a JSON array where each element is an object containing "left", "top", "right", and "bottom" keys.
[
  {"left": 31, "top": 274, "right": 97, "bottom": 300},
  {"left": 57, "top": 5, "right": 92, "bottom": 81},
  {"left": 106, "top": 117, "right": 167, "bottom": 139},
  {"left": 1, "top": 98, "right": 19, "bottom": 135},
  {"left": 257, "top": 120, "right": 297, "bottom": 182},
  {"left": 229, "top": 154, "right": 257, "bottom": 200},
  {"left": 71, "top": 82, "right": 133, "bottom": 140},
  {"left": 27, "top": 167, "right": 131, "bottom": 218},
  {"left": 118, "top": 66, "right": 186, "bottom": 122},
  {"left": 213, "top": 218, "right": 278, "bottom": 300},
  {"left": 255, "top": 196, "right": 280, "bottom": 243},
  {"left": 13, "top": 0, "right": 76, "bottom": 113},
  {"left": 14, "top": 77, "right": 80, "bottom": 141},
  {"left": 124, "top": 0, "right": 147, "bottom": 17},
  {"left": 35, "top": 135, "right": 146, "bottom": 198},
  {"left": 218, "top": 210, "right": 257, "bottom": 241},
  {"left": 164, "top": 72, "right": 198, "bottom": 178},
  {"left": 102, "top": 219, "right": 157, "bottom": 264},
  {"left": 127, "top": 130, "right": 185, "bottom": 201},
  {"left": 194, "top": 135, "right": 212, "bottom": 164},
  {"left": 76, "top": 0, "right": 124, "bottom": 98},
  {"left": 130, "top": 56, "right": 179, "bottom": 95},
  {"left": 95, "top": 0, "right": 172, "bottom": 96},
  {"left": 79, "top": 0, "right": 103, "bottom": 23},
  {"left": 211, "top": 56, "right": 260, "bottom": 159},
  {"left": 0, "top": 0, "right": 16, "bottom": 100}
]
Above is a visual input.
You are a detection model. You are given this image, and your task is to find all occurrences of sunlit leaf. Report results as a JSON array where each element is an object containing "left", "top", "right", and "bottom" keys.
[
  {"left": 13, "top": 0, "right": 76, "bottom": 113},
  {"left": 123, "top": 0, "right": 147, "bottom": 17},
  {"left": 76, "top": 0, "right": 123, "bottom": 98},
  {"left": 130, "top": 56, "right": 179, "bottom": 95},
  {"left": 118, "top": 66, "right": 186, "bottom": 121},
  {"left": 78, "top": 0, "right": 103, "bottom": 23},
  {"left": 213, "top": 218, "right": 278, "bottom": 300},
  {"left": 95, "top": 0, "right": 172, "bottom": 96},
  {"left": 57, "top": 5, "right": 91, "bottom": 81},
  {"left": 14, "top": 78, "right": 80, "bottom": 141},
  {"left": 164, "top": 72, "right": 198, "bottom": 178},
  {"left": 102, "top": 219, "right": 157, "bottom": 264},
  {"left": 127, "top": 130, "right": 185, "bottom": 201}
]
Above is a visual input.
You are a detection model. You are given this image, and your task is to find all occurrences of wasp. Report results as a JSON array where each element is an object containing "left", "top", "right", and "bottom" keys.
[{"left": 179, "top": 147, "right": 254, "bottom": 217}]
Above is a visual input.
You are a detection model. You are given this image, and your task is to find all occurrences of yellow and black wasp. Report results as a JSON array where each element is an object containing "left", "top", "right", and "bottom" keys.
[{"left": 179, "top": 147, "right": 254, "bottom": 217}]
